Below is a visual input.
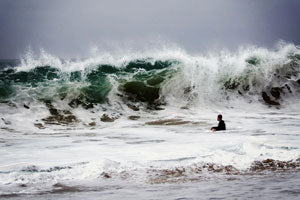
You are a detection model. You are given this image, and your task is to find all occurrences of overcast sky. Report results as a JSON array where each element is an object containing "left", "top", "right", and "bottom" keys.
[{"left": 0, "top": 0, "right": 300, "bottom": 58}]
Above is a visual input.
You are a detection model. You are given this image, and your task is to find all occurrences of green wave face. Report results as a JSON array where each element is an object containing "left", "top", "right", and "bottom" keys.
[
  {"left": 1, "top": 48, "right": 299, "bottom": 108},
  {"left": 0, "top": 59, "right": 178, "bottom": 107}
]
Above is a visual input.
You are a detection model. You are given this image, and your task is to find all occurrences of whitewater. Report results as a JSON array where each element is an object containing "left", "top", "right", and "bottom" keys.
[{"left": 0, "top": 43, "right": 300, "bottom": 199}]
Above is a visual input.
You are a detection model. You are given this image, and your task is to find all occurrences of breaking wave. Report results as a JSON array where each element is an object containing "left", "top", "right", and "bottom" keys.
[{"left": 0, "top": 43, "right": 299, "bottom": 112}]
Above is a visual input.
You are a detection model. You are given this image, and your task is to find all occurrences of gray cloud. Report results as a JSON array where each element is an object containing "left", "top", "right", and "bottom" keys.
[{"left": 0, "top": 0, "right": 300, "bottom": 58}]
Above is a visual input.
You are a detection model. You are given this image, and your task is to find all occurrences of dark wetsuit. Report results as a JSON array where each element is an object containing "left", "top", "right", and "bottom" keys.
[{"left": 211, "top": 120, "right": 226, "bottom": 131}]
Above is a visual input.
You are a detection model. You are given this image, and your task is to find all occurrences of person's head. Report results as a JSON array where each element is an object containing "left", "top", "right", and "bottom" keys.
[{"left": 217, "top": 114, "right": 222, "bottom": 121}]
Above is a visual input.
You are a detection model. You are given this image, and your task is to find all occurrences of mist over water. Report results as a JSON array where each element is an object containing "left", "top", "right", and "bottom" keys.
[
  {"left": 1, "top": 0, "right": 300, "bottom": 58},
  {"left": 0, "top": 42, "right": 300, "bottom": 199}
]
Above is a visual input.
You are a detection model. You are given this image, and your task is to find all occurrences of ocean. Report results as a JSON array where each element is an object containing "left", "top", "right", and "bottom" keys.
[{"left": 0, "top": 43, "right": 300, "bottom": 199}]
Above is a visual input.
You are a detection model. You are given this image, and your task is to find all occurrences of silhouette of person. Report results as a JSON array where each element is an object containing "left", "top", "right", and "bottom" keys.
[{"left": 211, "top": 114, "right": 226, "bottom": 131}]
